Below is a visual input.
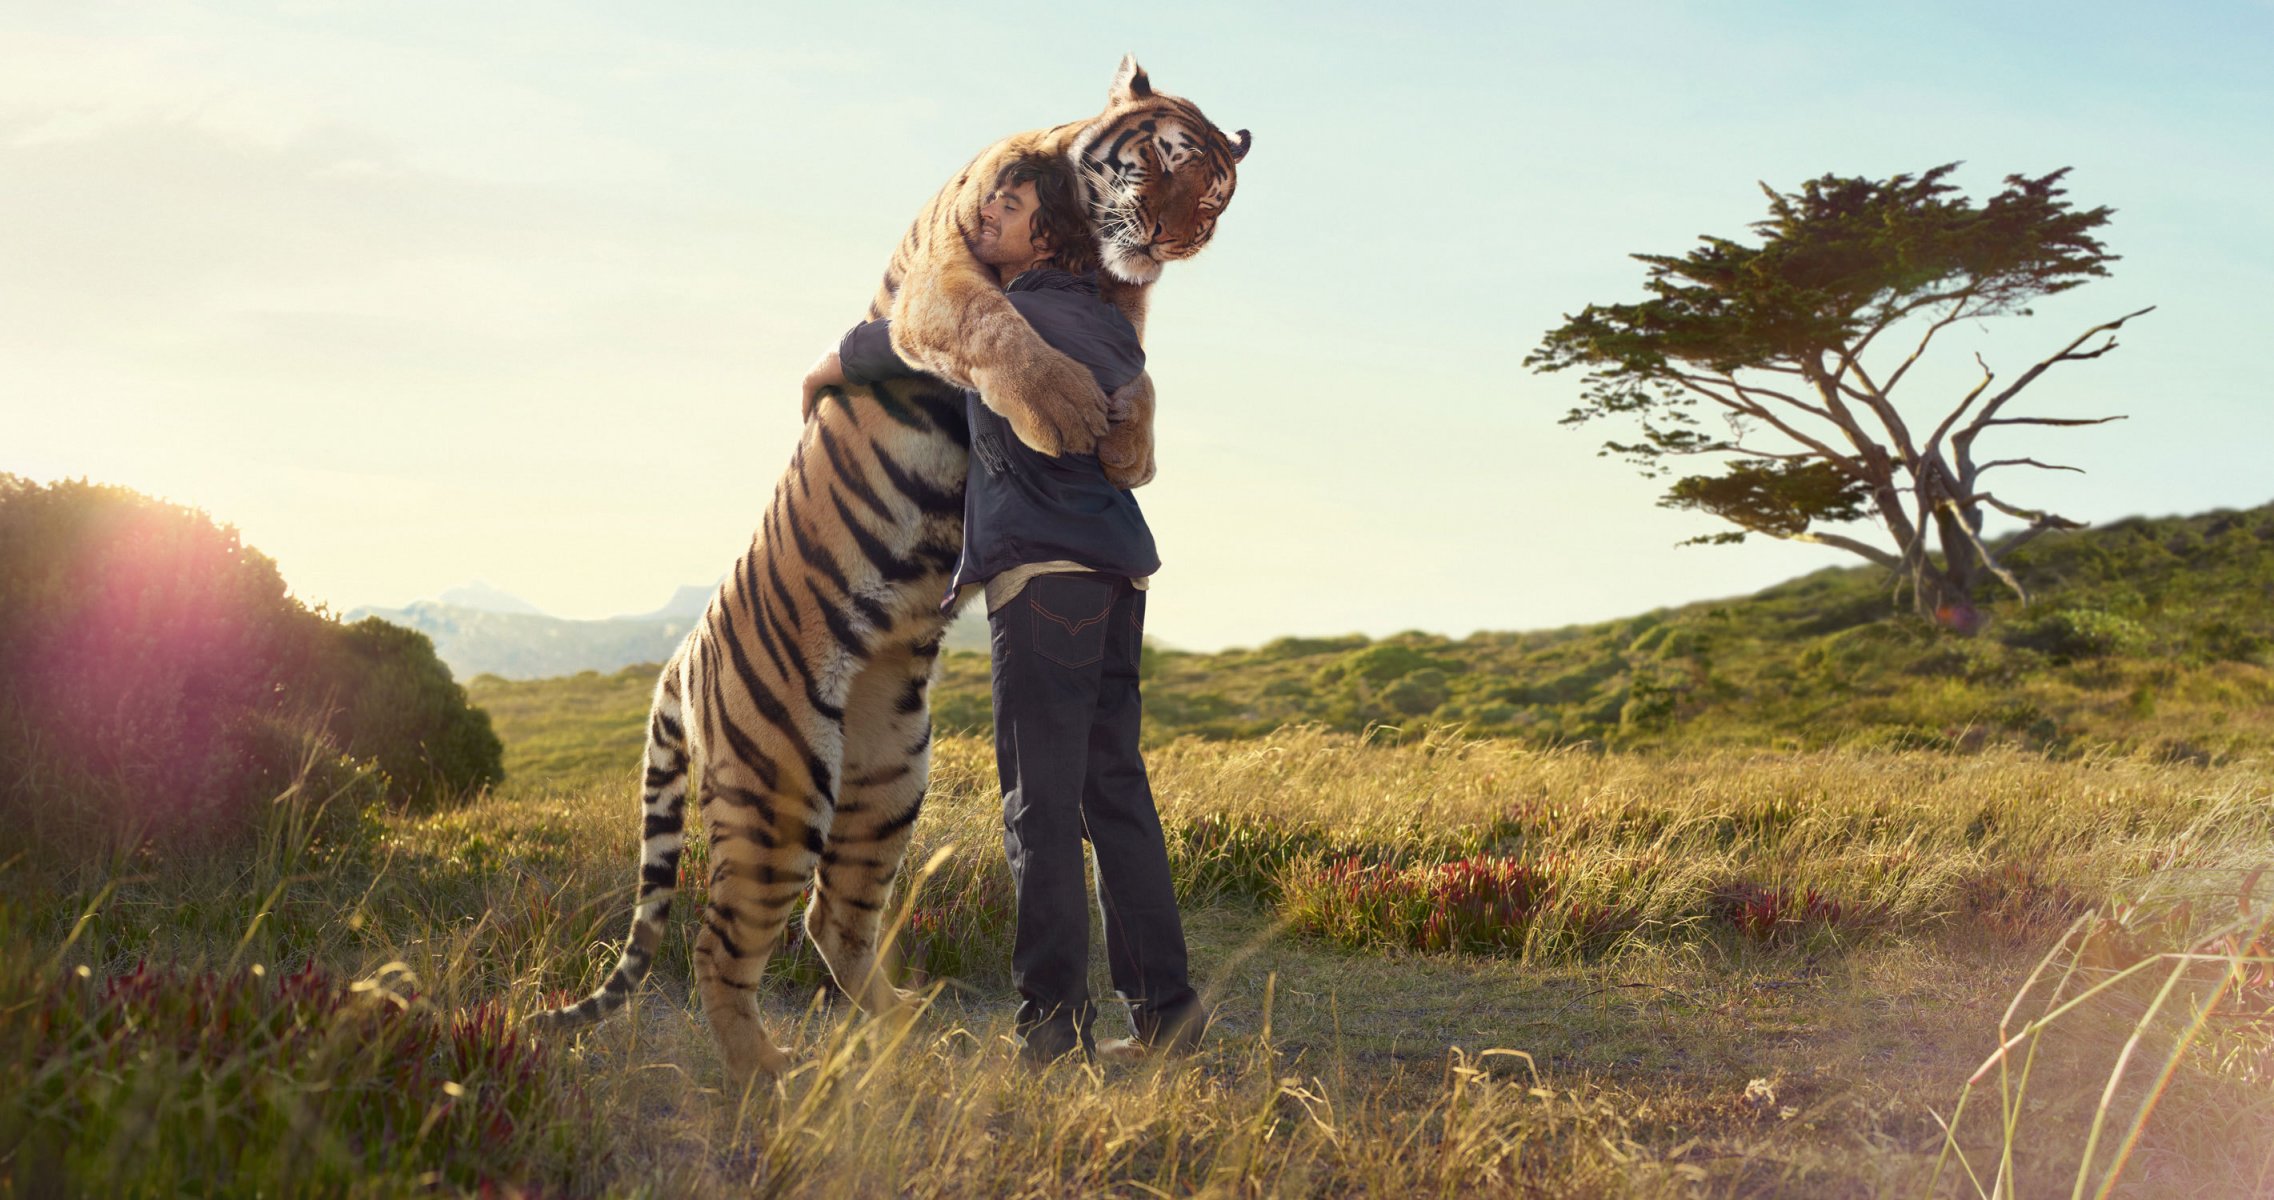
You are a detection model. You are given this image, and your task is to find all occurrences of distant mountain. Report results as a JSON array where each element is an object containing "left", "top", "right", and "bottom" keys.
[
  {"left": 356, "top": 582, "right": 988, "bottom": 681},
  {"left": 433, "top": 580, "right": 545, "bottom": 616},
  {"left": 345, "top": 601, "right": 693, "bottom": 682},
  {"left": 614, "top": 583, "right": 717, "bottom": 622}
]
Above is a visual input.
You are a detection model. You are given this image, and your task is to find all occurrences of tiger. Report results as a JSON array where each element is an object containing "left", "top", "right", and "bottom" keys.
[{"left": 527, "top": 55, "right": 1249, "bottom": 1086}]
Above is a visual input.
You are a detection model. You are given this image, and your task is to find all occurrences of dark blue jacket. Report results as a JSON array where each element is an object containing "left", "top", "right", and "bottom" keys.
[{"left": 838, "top": 269, "right": 1159, "bottom": 601}]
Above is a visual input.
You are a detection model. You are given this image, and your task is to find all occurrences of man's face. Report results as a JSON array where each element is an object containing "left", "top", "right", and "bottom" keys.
[{"left": 973, "top": 178, "right": 1049, "bottom": 271}]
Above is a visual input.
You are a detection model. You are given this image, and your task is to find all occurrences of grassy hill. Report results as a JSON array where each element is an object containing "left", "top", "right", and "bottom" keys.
[
  {"left": 1100, "top": 501, "right": 2274, "bottom": 758},
  {"left": 474, "top": 501, "right": 2274, "bottom": 772}
]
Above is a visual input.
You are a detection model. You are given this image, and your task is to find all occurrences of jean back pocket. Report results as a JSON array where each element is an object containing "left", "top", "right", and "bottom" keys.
[{"left": 1026, "top": 574, "right": 1114, "bottom": 669}]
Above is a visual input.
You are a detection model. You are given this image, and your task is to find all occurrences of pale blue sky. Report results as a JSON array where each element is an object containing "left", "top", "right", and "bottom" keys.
[{"left": 5, "top": 2, "right": 2269, "bottom": 650}]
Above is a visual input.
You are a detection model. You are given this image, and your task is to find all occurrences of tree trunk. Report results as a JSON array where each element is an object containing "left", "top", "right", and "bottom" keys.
[{"left": 1902, "top": 547, "right": 1981, "bottom": 634}]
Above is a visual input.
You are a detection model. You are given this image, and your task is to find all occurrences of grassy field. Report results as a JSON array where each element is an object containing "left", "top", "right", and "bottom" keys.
[{"left": 8, "top": 715, "right": 2273, "bottom": 1196}]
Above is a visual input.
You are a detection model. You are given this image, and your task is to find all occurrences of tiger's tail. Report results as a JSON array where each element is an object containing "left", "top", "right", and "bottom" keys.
[{"left": 527, "top": 651, "right": 692, "bottom": 1033}]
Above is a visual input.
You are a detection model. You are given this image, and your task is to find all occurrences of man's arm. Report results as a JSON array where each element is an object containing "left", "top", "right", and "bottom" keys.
[
  {"left": 801, "top": 321, "right": 923, "bottom": 421},
  {"left": 838, "top": 319, "right": 915, "bottom": 384}
]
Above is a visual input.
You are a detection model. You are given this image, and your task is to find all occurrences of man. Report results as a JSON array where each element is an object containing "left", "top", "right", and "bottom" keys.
[{"left": 803, "top": 155, "right": 1203, "bottom": 1066}]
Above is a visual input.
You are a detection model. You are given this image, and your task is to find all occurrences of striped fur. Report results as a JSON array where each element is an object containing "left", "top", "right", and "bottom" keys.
[{"left": 526, "top": 57, "right": 1245, "bottom": 1086}]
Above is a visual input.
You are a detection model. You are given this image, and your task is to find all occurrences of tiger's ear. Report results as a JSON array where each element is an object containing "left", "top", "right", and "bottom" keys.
[
  {"left": 1228, "top": 128, "right": 1253, "bottom": 163},
  {"left": 1110, "top": 54, "right": 1153, "bottom": 104}
]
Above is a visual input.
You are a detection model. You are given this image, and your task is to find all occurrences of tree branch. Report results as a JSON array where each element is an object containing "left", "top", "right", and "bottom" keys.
[
  {"left": 1975, "top": 457, "right": 2084, "bottom": 476},
  {"left": 1674, "top": 372, "right": 1831, "bottom": 421},
  {"left": 1976, "top": 415, "right": 2128, "bottom": 430},
  {"left": 1878, "top": 293, "right": 1981, "bottom": 396},
  {"left": 1922, "top": 352, "right": 1997, "bottom": 463},
  {"left": 1724, "top": 445, "right": 1831, "bottom": 463},
  {"left": 1827, "top": 356, "right": 1922, "bottom": 468},
  {"left": 1955, "top": 306, "right": 2154, "bottom": 444},
  {"left": 1939, "top": 498, "right": 2032, "bottom": 604},
  {"left": 1954, "top": 492, "right": 2086, "bottom": 530},
  {"left": 1662, "top": 374, "right": 1859, "bottom": 470},
  {"left": 1843, "top": 285, "right": 1981, "bottom": 368},
  {"left": 1765, "top": 528, "right": 1904, "bottom": 571}
]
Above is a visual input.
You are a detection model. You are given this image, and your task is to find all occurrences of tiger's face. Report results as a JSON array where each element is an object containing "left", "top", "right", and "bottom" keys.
[{"left": 1073, "top": 56, "right": 1251, "bottom": 285}]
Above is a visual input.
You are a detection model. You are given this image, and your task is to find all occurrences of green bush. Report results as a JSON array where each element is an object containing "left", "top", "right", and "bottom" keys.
[
  {"left": 293, "top": 617, "right": 504, "bottom": 810},
  {"left": 2000, "top": 608, "right": 2150, "bottom": 664},
  {"left": 0, "top": 477, "right": 501, "bottom": 852}
]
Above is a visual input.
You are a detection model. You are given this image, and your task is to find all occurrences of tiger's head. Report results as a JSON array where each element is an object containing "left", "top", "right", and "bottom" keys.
[{"left": 1072, "top": 55, "right": 1251, "bottom": 286}]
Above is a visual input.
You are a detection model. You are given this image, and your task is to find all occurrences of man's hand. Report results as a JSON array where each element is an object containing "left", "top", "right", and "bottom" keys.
[{"left": 801, "top": 350, "right": 847, "bottom": 420}]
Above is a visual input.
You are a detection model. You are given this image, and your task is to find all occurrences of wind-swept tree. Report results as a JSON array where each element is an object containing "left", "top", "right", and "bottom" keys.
[{"left": 1527, "top": 164, "right": 2148, "bottom": 629}]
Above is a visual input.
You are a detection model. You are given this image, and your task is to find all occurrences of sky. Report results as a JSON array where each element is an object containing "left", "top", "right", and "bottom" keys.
[{"left": 5, "top": 1, "right": 2271, "bottom": 651}]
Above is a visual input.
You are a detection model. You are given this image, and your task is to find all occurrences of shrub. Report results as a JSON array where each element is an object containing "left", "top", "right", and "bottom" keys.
[
  {"left": 2000, "top": 608, "right": 2149, "bottom": 664},
  {"left": 2193, "top": 617, "right": 2271, "bottom": 665},
  {"left": 1282, "top": 853, "right": 1625, "bottom": 957},
  {"left": 1, "top": 477, "right": 306, "bottom": 842},
  {"left": 1381, "top": 668, "right": 1450, "bottom": 717},
  {"left": 0, "top": 477, "right": 501, "bottom": 853},
  {"left": 1314, "top": 643, "right": 1459, "bottom": 688},
  {"left": 1709, "top": 880, "right": 1855, "bottom": 942},
  {"left": 293, "top": 616, "right": 504, "bottom": 810}
]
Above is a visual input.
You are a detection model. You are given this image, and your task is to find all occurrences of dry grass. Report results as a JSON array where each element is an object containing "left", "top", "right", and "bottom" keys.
[{"left": 6, "top": 729, "right": 2272, "bottom": 1196}]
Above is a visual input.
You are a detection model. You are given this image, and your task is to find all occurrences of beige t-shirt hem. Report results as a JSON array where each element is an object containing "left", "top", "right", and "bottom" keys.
[{"left": 981, "top": 561, "right": 1150, "bottom": 613}]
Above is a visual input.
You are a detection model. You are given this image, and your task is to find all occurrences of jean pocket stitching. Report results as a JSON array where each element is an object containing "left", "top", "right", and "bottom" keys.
[{"left": 1029, "top": 581, "right": 1112, "bottom": 668}]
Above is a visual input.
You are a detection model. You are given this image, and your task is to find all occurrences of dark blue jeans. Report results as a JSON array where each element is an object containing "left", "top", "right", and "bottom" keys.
[{"left": 990, "top": 572, "right": 1200, "bottom": 1060}]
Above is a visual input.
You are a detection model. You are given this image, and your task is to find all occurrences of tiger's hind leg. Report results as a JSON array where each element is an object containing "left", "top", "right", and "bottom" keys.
[
  {"left": 805, "top": 639, "right": 938, "bottom": 1017},
  {"left": 692, "top": 714, "right": 846, "bottom": 1086}
]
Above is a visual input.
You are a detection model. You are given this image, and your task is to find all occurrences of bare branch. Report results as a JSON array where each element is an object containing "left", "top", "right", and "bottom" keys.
[
  {"left": 1922, "top": 352, "right": 1997, "bottom": 461},
  {"left": 1843, "top": 285, "right": 1982, "bottom": 368},
  {"left": 1825, "top": 355, "right": 1922, "bottom": 468},
  {"left": 1879, "top": 291, "right": 1982, "bottom": 396},
  {"left": 1975, "top": 457, "right": 2084, "bottom": 476},
  {"left": 1977, "top": 415, "right": 2128, "bottom": 430},
  {"left": 1960, "top": 493, "right": 2086, "bottom": 530},
  {"left": 1662, "top": 374, "right": 1858, "bottom": 469},
  {"left": 1725, "top": 445, "right": 1832, "bottom": 463},
  {"left": 1940, "top": 498, "right": 2032, "bottom": 604},
  {"left": 1956, "top": 306, "right": 2155, "bottom": 444},
  {"left": 1766, "top": 528, "right": 1904, "bottom": 571},
  {"left": 1946, "top": 493, "right": 2082, "bottom": 534},
  {"left": 1673, "top": 372, "right": 1830, "bottom": 421}
]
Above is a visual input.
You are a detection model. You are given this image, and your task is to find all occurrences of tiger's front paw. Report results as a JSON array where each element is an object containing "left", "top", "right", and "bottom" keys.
[
  {"left": 1100, "top": 420, "right": 1156, "bottom": 489},
  {"left": 988, "top": 353, "right": 1110, "bottom": 457},
  {"left": 1099, "top": 373, "right": 1155, "bottom": 488}
]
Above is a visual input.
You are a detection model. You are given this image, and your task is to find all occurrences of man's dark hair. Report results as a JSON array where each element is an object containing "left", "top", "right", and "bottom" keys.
[{"left": 998, "top": 155, "right": 1099, "bottom": 275}]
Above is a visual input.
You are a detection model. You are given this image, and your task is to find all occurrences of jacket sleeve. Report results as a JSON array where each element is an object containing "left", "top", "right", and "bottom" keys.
[{"left": 837, "top": 319, "right": 915, "bottom": 384}]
